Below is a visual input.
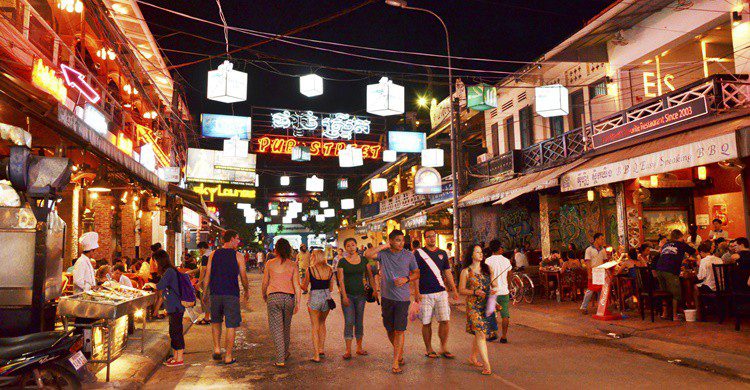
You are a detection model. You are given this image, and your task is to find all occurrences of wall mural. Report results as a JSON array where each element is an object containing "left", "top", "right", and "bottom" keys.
[
  {"left": 559, "top": 202, "right": 601, "bottom": 251},
  {"left": 497, "top": 207, "right": 540, "bottom": 251},
  {"left": 469, "top": 206, "right": 499, "bottom": 246}
]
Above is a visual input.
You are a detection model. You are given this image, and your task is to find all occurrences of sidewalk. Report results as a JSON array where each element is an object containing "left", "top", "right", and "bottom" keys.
[
  {"left": 505, "top": 300, "right": 750, "bottom": 381},
  {"left": 85, "top": 316, "right": 193, "bottom": 389}
]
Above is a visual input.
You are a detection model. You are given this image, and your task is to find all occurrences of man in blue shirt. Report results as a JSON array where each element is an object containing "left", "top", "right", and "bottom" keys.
[
  {"left": 365, "top": 230, "right": 419, "bottom": 375},
  {"left": 655, "top": 229, "right": 696, "bottom": 320}
]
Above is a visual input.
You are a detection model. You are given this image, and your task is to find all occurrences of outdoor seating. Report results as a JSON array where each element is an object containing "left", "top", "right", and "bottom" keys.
[
  {"left": 634, "top": 266, "right": 672, "bottom": 322},
  {"left": 707, "top": 263, "right": 736, "bottom": 324}
]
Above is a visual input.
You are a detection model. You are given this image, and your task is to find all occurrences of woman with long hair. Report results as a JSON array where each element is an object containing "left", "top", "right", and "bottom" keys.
[
  {"left": 458, "top": 244, "right": 497, "bottom": 375},
  {"left": 154, "top": 249, "right": 185, "bottom": 367},
  {"left": 337, "top": 237, "right": 376, "bottom": 360},
  {"left": 262, "top": 238, "right": 302, "bottom": 367},
  {"left": 301, "top": 249, "right": 334, "bottom": 362}
]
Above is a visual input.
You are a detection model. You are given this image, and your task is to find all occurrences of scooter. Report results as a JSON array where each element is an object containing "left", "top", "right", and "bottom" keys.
[{"left": 0, "top": 329, "right": 85, "bottom": 389}]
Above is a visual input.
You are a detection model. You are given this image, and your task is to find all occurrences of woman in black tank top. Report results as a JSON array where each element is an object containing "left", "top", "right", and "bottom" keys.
[{"left": 301, "top": 249, "right": 334, "bottom": 362}]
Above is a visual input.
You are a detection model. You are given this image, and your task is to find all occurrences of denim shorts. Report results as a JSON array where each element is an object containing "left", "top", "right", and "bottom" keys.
[
  {"left": 210, "top": 294, "right": 241, "bottom": 328},
  {"left": 308, "top": 289, "right": 331, "bottom": 312}
]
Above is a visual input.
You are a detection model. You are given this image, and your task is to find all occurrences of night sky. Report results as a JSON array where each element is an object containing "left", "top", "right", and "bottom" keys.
[{"left": 138, "top": 0, "right": 614, "bottom": 206}]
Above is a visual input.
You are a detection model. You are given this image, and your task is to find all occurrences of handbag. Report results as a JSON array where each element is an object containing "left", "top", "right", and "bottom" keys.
[
  {"left": 327, "top": 297, "right": 337, "bottom": 310},
  {"left": 364, "top": 283, "right": 377, "bottom": 303}
]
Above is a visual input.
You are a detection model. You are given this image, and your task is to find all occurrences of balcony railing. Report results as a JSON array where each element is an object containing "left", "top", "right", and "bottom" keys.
[{"left": 469, "top": 74, "right": 750, "bottom": 190}]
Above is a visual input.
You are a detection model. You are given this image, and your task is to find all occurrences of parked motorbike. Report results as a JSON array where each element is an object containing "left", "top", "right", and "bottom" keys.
[{"left": 0, "top": 329, "right": 85, "bottom": 389}]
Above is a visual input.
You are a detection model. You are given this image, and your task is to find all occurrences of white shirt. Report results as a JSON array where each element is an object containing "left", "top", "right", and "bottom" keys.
[
  {"left": 697, "top": 255, "right": 723, "bottom": 291},
  {"left": 118, "top": 275, "right": 133, "bottom": 288},
  {"left": 585, "top": 246, "right": 608, "bottom": 268},
  {"left": 73, "top": 254, "right": 96, "bottom": 293},
  {"left": 514, "top": 252, "right": 529, "bottom": 268},
  {"left": 686, "top": 235, "right": 702, "bottom": 248},
  {"left": 486, "top": 254, "right": 512, "bottom": 295},
  {"left": 709, "top": 230, "right": 729, "bottom": 240}
]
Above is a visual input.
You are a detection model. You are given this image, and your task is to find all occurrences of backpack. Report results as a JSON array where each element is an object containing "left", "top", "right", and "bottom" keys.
[{"left": 175, "top": 270, "right": 196, "bottom": 308}]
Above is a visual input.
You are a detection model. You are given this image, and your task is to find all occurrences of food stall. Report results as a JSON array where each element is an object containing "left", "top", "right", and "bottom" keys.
[{"left": 58, "top": 283, "right": 155, "bottom": 382}]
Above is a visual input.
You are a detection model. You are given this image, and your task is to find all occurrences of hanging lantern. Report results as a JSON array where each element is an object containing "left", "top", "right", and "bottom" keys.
[
  {"left": 299, "top": 74, "right": 324, "bottom": 97},
  {"left": 587, "top": 190, "right": 595, "bottom": 202},
  {"left": 383, "top": 149, "right": 398, "bottom": 162},
  {"left": 650, "top": 175, "right": 659, "bottom": 187},
  {"left": 324, "top": 209, "right": 335, "bottom": 218},
  {"left": 289, "top": 202, "right": 303, "bottom": 213},
  {"left": 292, "top": 146, "right": 311, "bottom": 162},
  {"left": 315, "top": 214, "right": 326, "bottom": 222},
  {"left": 282, "top": 216, "right": 293, "bottom": 224},
  {"left": 341, "top": 199, "right": 354, "bottom": 210},
  {"left": 302, "top": 215, "right": 308, "bottom": 222},
  {"left": 467, "top": 83, "right": 498, "bottom": 111},
  {"left": 366, "top": 77, "right": 404, "bottom": 116},
  {"left": 371, "top": 178, "right": 388, "bottom": 193},
  {"left": 339, "top": 146, "right": 364, "bottom": 168},
  {"left": 421, "top": 148, "right": 444, "bottom": 167},
  {"left": 414, "top": 167, "right": 442, "bottom": 195},
  {"left": 306, "top": 176, "right": 324, "bottom": 192},
  {"left": 207, "top": 60, "right": 248, "bottom": 103},
  {"left": 697, "top": 166, "right": 707, "bottom": 180},
  {"left": 535, "top": 84, "right": 569, "bottom": 117},
  {"left": 337, "top": 178, "right": 349, "bottom": 190},
  {"left": 280, "top": 176, "right": 290, "bottom": 186},
  {"left": 270, "top": 209, "right": 279, "bottom": 216},
  {"left": 320, "top": 201, "right": 329, "bottom": 208}
]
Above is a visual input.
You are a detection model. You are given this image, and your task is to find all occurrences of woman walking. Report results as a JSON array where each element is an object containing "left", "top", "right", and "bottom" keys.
[
  {"left": 459, "top": 244, "right": 497, "bottom": 375},
  {"left": 337, "top": 238, "right": 375, "bottom": 360},
  {"left": 301, "top": 249, "right": 334, "bottom": 362},
  {"left": 262, "top": 239, "right": 302, "bottom": 367},
  {"left": 154, "top": 249, "right": 185, "bottom": 367}
]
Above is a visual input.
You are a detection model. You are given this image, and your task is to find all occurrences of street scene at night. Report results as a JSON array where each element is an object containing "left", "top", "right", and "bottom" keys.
[{"left": 0, "top": 0, "right": 750, "bottom": 389}]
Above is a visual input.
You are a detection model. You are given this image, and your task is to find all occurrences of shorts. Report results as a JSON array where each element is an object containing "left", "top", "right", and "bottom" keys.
[
  {"left": 210, "top": 294, "right": 241, "bottom": 328},
  {"left": 420, "top": 291, "right": 451, "bottom": 325},
  {"left": 308, "top": 289, "right": 331, "bottom": 312},
  {"left": 655, "top": 270, "right": 682, "bottom": 302},
  {"left": 496, "top": 295, "right": 510, "bottom": 319},
  {"left": 697, "top": 284, "right": 714, "bottom": 294},
  {"left": 381, "top": 297, "right": 409, "bottom": 333}
]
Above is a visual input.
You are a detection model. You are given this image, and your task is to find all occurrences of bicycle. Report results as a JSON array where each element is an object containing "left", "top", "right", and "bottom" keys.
[{"left": 509, "top": 268, "right": 535, "bottom": 304}]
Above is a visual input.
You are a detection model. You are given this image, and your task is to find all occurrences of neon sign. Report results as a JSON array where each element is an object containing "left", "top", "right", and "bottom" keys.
[
  {"left": 117, "top": 132, "right": 133, "bottom": 155},
  {"left": 255, "top": 135, "right": 382, "bottom": 159},
  {"left": 60, "top": 64, "right": 100, "bottom": 103},
  {"left": 190, "top": 182, "right": 257, "bottom": 202},
  {"left": 271, "top": 110, "right": 371, "bottom": 140},
  {"left": 31, "top": 59, "right": 67, "bottom": 103}
]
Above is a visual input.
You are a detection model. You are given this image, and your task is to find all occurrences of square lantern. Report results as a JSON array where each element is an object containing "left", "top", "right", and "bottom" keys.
[
  {"left": 341, "top": 199, "right": 354, "bottom": 210},
  {"left": 324, "top": 208, "right": 335, "bottom": 218},
  {"left": 535, "top": 84, "right": 569, "bottom": 117},
  {"left": 339, "top": 146, "right": 363, "bottom": 168},
  {"left": 371, "top": 178, "right": 388, "bottom": 193},
  {"left": 421, "top": 148, "right": 444, "bottom": 168},
  {"left": 207, "top": 60, "right": 247, "bottom": 103},
  {"left": 292, "top": 146, "right": 311, "bottom": 162},
  {"left": 306, "top": 175, "right": 324, "bottom": 192},
  {"left": 383, "top": 149, "right": 397, "bottom": 162},
  {"left": 467, "top": 83, "right": 498, "bottom": 111},
  {"left": 337, "top": 178, "right": 349, "bottom": 190},
  {"left": 282, "top": 216, "right": 293, "bottom": 224},
  {"left": 315, "top": 214, "right": 326, "bottom": 222},
  {"left": 280, "top": 176, "right": 290, "bottom": 186},
  {"left": 320, "top": 201, "right": 329, "bottom": 208},
  {"left": 289, "top": 202, "right": 303, "bottom": 213},
  {"left": 366, "top": 77, "right": 404, "bottom": 116},
  {"left": 270, "top": 209, "right": 279, "bottom": 216},
  {"left": 300, "top": 74, "right": 323, "bottom": 97}
]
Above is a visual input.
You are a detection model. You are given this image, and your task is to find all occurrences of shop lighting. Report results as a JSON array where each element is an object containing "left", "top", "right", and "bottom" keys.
[
  {"left": 282, "top": 216, "right": 293, "bottom": 224},
  {"left": 650, "top": 175, "right": 659, "bottom": 187},
  {"left": 143, "top": 111, "right": 158, "bottom": 119},
  {"left": 138, "top": 210, "right": 143, "bottom": 218},
  {"left": 111, "top": 3, "right": 128, "bottom": 14},
  {"left": 697, "top": 166, "right": 707, "bottom": 180},
  {"left": 300, "top": 74, "right": 324, "bottom": 97},
  {"left": 587, "top": 190, "right": 595, "bottom": 202},
  {"left": 120, "top": 191, "right": 128, "bottom": 203},
  {"left": 270, "top": 209, "right": 279, "bottom": 216},
  {"left": 302, "top": 215, "right": 308, "bottom": 222},
  {"left": 58, "top": 0, "right": 83, "bottom": 13},
  {"left": 416, "top": 95, "right": 429, "bottom": 108},
  {"left": 96, "top": 47, "right": 116, "bottom": 60},
  {"left": 90, "top": 193, "right": 99, "bottom": 200},
  {"left": 134, "top": 309, "right": 144, "bottom": 319},
  {"left": 280, "top": 176, "right": 290, "bottom": 186},
  {"left": 88, "top": 177, "right": 111, "bottom": 193}
]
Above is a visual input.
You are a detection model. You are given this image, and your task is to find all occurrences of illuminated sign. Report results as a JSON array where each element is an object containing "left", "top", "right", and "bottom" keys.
[
  {"left": 136, "top": 124, "right": 170, "bottom": 168},
  {"left": 82, "top": 103, "right": 108, "bottom": 135},
  {"left": 182, "top": 207, "right": 201, "bottom": 227},
  {"left": 201, "top": 114, "right": 252, "bottom": 139},
  {"left": 186, "top": 148, "right": 258, "bottom": 186},
  {"left": 190, "top": 182, "right": 257, "bottom": 202},
  {"left": 255, "top": 135, "right": 382, "bottom": 159},
  {"left": 271, "top": 110, "right": 371, "bottom": 140},
  {"left": 31, "top": 59, "right": 67, "bottom": 103},
  {"left": 388, "top": 131, "right": 426, "bottom": 153},
  {"left": 467, "top": 83, "right": 497, "bottom": 111},
  {"left": 117, "top": 133, "right": 133, "bottom": 155},
  {"left": 414, "top": 167, "right": 442, "bottom": 195},
  {"left": 60, "top": 64, "right": 100, "bottom": 103},
  {"left": 139, "top": 143, "right": 157, "bottom": 172}
]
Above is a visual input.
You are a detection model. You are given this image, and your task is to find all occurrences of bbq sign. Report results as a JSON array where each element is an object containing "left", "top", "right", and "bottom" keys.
[{"left": 591, "top": 96, "right": 708, "bottom": 149}]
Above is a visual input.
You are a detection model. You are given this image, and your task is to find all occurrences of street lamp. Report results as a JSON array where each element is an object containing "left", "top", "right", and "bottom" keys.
[{"left": 387, "top": 0, "right": 460, "bottom": 262}]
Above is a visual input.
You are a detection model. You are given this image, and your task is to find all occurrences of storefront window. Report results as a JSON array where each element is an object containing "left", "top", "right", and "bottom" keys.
[{"left": 519, "top": 105, "right": 534, "bottom": 148}]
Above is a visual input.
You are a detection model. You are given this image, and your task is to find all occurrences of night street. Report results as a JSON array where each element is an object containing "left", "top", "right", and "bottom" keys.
[{"left": 145, "top": 273, "right": 749, "bottom": 389}]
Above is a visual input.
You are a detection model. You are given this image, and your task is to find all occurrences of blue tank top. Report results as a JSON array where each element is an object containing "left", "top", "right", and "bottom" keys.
[{"left": 209, "top": 248, "right": 240, "bottom": 296}]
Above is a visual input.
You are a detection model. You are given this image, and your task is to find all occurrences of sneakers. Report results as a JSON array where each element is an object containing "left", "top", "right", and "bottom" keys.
[{"left": 164, "top": 358, "right": 184, "bottom": 367}]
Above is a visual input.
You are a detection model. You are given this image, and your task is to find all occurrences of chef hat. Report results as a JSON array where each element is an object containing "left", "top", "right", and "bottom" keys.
[{"left": 79, "top": 232, "right": 100, "bottom": 252}]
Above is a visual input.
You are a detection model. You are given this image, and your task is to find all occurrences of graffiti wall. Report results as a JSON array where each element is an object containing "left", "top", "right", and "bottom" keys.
[
  {"left": 556, "top": 196, "right": 618, "bottom": 251},
  {"left": 467, "top": 198, "right": 540, "bottom": 251},
  {"left": 469, "top": 205, "right": 499, "bottom": 246}
]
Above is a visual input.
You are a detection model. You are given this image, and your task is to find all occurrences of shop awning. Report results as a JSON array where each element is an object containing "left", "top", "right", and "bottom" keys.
[
  {"left": 560, "top": 119, "right": 745, "bottom": 192},
  {"left": 492, "top": 160, "right": 588, "bottom": 205},
  {"left": 424, "top": 199, "right": 452, "bottom": 214},
  {"left": 368, "top": 203, "right": 426, "bottom": 225},
  {"left": 458, "top": 180, "right": 509, "bottom": 208},
  {"left": 168, "top": 184, "right": 219, "bottom": 224}
]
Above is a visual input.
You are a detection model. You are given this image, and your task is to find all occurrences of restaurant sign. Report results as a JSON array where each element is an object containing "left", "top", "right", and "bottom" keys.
[
  {"left": 561, "top": 132, "right": 737, "bottom": 192},
  {"left": 429, "top": 182, "right": 453, "bottom": 204},
  {"left": 271, "top": 110, "right": 371, "bottom": 140},
  {"left": 358, "top": 202, "right": 380, "bottom": 220},
  {"left": 189, "top": 182, "right": 257, "bottom": 202},
  {"left": 255, "top": 135, "right": 382, "bottom": 159},
  {"left": 591, "top": 96, "right": 708, "bottom": 149}
]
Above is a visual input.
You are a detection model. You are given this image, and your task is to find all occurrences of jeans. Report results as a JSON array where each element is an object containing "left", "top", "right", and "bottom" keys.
[
  {"left": 343, "top": 294, "right": 366, "bottom": 340},
  {"left": 168, "top": 311, "right": 185, "bottom": 350},
  {"left": 580, "top": 289, "right": 598, "bottom": 310}
]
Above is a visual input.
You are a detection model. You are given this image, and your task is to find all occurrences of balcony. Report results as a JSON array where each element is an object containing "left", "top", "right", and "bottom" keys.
[{"left": 469, "top": 74, "right": 750, "bottom": 190}]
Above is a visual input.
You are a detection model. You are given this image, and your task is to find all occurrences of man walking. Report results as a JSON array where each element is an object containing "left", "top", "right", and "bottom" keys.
[
  {"left": 364, "top": 230, "right": 419, "bottom": 374},
  {"left": 580, "top": 233, "right": 608, "bottom": 315},
  {"left": 196, "top": 241, "right": 212, "bottom": 325},
  {"left": 486, "top": 239, "right": 513, "bottom": 343},
  {"left": 298, "top": 244, "right": 310, "bottom": 293},
  {"left": 414, "top": 229, "right": 458, "bottom": 359},
  {"left": 204, "top": 230, "right": 250, "bottom": 365}
]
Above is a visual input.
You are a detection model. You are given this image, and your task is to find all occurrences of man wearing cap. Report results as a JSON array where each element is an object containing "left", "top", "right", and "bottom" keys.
[{"left": 73, "top": 232, "right": 99, "bottom": 293}]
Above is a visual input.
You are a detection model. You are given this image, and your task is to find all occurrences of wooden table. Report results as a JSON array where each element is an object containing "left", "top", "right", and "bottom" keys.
[{"left": 539, "top": 268, "right": 562, "bottom": 301}]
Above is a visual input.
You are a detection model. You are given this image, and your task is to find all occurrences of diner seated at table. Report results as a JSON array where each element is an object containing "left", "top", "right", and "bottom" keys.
[
  {"left": 730, "top": 238, "right": 750, "bottom": 291},
  {"left": 112, "top": 264, "right": 134, "bottom": 288},
  {"left": 694, "top": 241, "right": 723, "bottom": 321},
  {"left": 95, "top": 265, "right": 111, "bottom": 285},
  {"left": 686, "top": 224, "right": 702, "bottom": 249}
]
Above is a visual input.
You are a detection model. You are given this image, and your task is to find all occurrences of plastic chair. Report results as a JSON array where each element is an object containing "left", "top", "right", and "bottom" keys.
[{"left": 634, "top": 266, "right": 672, "bottom": 322}]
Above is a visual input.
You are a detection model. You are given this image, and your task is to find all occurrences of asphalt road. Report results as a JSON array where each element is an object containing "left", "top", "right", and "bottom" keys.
[{"left": 146, "top": 273, "right": 747, "bottom": 389}]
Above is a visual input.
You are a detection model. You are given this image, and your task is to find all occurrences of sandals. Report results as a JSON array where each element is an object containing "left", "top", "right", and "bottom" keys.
[
  {"left": 163, "top": 358, "right": 183, "bottom": 367},
  {"left": 273, "top": 362, "right": 286, "bottom": 368},
  {"left": 342, "top": 352, "right": 352, "bottom": 360},
  {"left": 467, "top": 359, "right": 483, "bottom": 367},
  {"left": 309, "top": 357, "right": 321, "bottom": 363},
  {"left": 356, "top": 350, "right": 368, "bottom": 356},
  {"left": 391, "top": 367, "right": 403, "bottom": 375},
  {"left": 212, "top": 353, "right": 222, "bottom": 361},
  {"left": 196, "top": 319, "right": 211, "bottom": 325},
  {"left": 481, "top": 369, "right": 492, "bottom": 376},
  {"left": 440, "top": 352, "right": 455, "bottom": 359},
  {"left": 425, "top": 352, "right": 439, "bottom": 359},
  {"left": 222, "top": 358, "right": 237, "bottom": 365}
]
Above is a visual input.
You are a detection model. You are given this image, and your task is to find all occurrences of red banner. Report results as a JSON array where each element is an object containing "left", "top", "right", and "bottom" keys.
[{"left": 254, "top": 135, "right": 382, "bottom": 159}]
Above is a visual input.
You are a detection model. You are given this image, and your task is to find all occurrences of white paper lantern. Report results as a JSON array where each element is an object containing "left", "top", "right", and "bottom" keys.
[
  {"left": 371, "top": 178, "right": 388, "bottom": 193},
  {"left": 535, "top": 84, "right": 569, "bottom": 117},
  {"left": 280, "top": 176, "right": 290, "bottom": 186},
  {"left": 315, "top": 214, "right": 326, "bottom": 222},
  {"left": 341, "top": 199, "right": 354, "bottom": 210},
  {"left": 292, "top": 146, "right": 311, "bottom": 162},
  {"left": 383, "top": 149, "right": 398, "bottom": 162},
  {"left": 282, "top": 216, "right": 293, "bottom": 224},
  {"left": 320, "top": 201, "right": 329, "bottom": 208},
  {"left": 421, "top": 148, "right": 444, "bottom": 167},
  {"left": 306, "top": 175, "right": 324, "bottom": 192},
  {"left": 339, "top": 146, "right": 364, "bottom": 168},
  {"left": 302, "top": 215, "right": 308, "bottom": 222},
  {"left": 207, "top": 60, "right": 247, "bottom": 103},
  {"left": 270, "top": 209, "right": 279, "bottom": 216},
  {"left": 324, "top": 208, "right": 335, "bottom": 218},
  {"left": 300, "top": 74, "right": 323, "bottom": 97},
  {"left": 289, "top": 202, "right": 303, "bottom": 213},
  {"left": 366, "top": 77, "right": 404, "bottom": 116}
]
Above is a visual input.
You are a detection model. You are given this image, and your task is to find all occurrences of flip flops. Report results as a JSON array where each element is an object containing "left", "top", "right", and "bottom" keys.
[
  {"left": 425, "top": 352, "right": 439, "bottom": 359},
  {"left": 440, "top": 352, "right": 455, "bottom": 359},
  {"left": 342, "top": 352, "right": 352, "bottom": 360},
  {"left": 392, "top": 367, "right": 403, "bottom": 375},
  {"left": 222, "top": 358, "right": 237, "bottom": 365},
  {"left": 212, "top": 353, "right": 222, "bottom": 361},
  {"left": 196, "top": 319, "right": 211, "bottom": 325},
  {"left": 356, "top": 350, "right": 368, "bottom": 356}
]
